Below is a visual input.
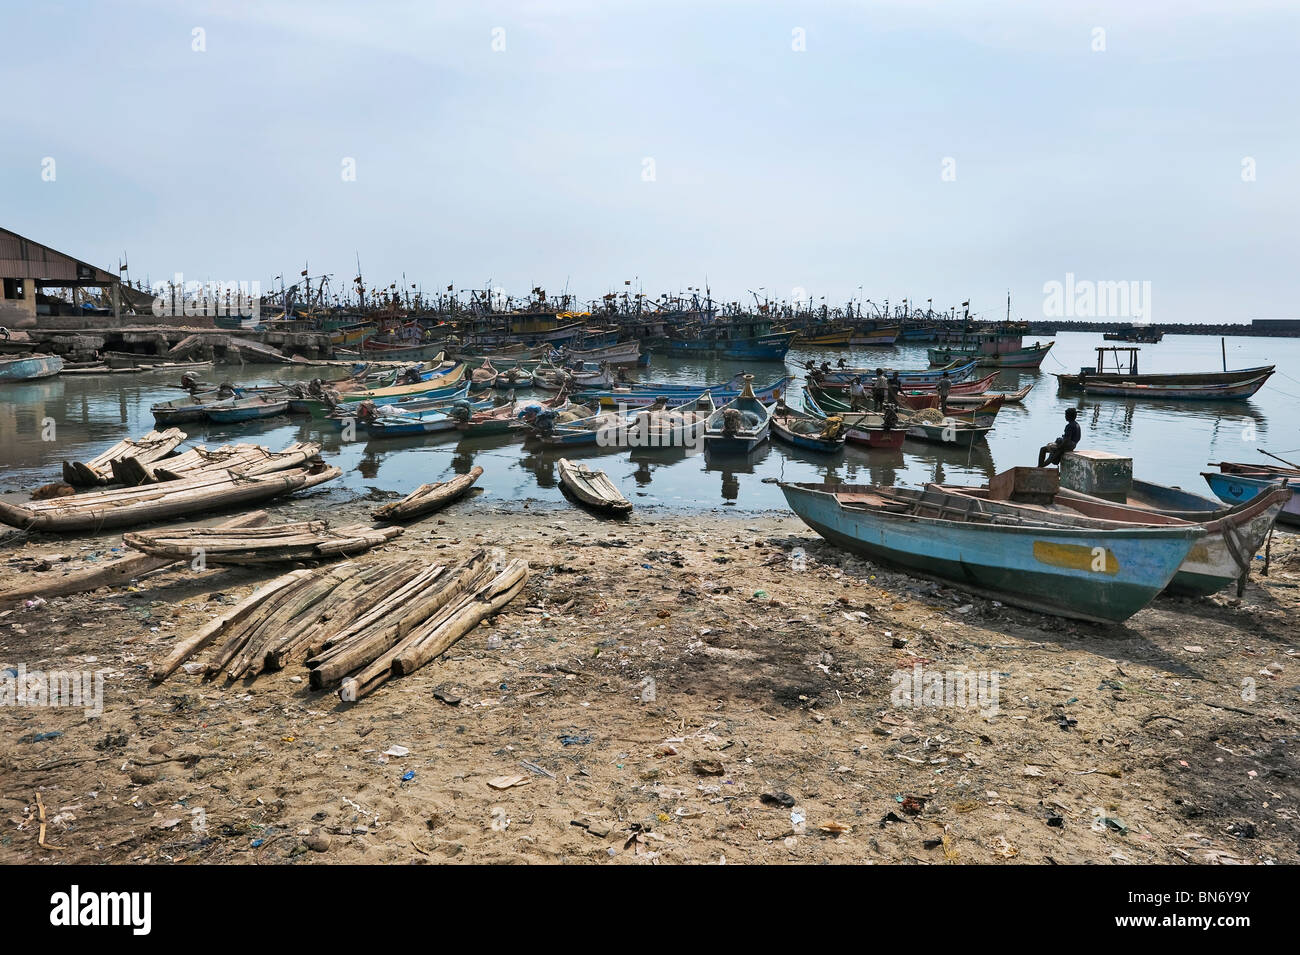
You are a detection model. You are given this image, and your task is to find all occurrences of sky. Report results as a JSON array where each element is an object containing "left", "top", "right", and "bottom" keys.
[{"left": 2, "top": 0, "right": 1297, "bottom": 323}]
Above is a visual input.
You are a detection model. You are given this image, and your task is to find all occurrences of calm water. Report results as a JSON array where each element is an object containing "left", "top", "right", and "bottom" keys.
[{"left": 2, "top": 332, "right": 1298, "bottom": 512}]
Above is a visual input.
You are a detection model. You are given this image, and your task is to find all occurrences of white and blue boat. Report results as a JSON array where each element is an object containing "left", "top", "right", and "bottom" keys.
[
  {"left": 1203, "top": 471, "right": 1300, "bottom": 525},
  {"left": 779, "top": 481, "right": 1204, "bottom": 624}
]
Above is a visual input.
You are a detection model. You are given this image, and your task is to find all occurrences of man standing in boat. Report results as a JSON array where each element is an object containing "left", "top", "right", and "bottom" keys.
[
  {"left": 936, "top": 371, "right": 952, "bottom": 415},
  {"left": 872, "top": 368, "right": 888, "bottom": 411},
  {"left": 1037, "top": 407, "right": 1082, "bottom": 467},
  {"left": 849, "top": 376, "right": 867, "bottom": 410}
]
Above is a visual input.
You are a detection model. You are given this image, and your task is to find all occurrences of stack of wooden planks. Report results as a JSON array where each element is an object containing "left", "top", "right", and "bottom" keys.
[
  {"left": 113, "top": 441, "right": 320, "bottom": 485},
  {"left": 124, "top": 520, "right": 402, "bottom": 564},
  {"left": 151, "top": 551, "right": 529, "bottom": 700},
  {"left": 62, "top": 429, "right": 187, "bottom": 487}
]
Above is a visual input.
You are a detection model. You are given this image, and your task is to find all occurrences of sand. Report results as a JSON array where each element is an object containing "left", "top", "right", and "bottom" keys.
[{"left": 1, "top": 489, "right": 1297, "bottom": 865}]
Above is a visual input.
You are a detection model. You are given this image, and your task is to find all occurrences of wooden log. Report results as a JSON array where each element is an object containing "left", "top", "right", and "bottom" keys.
[
  {"left": 0, "top": 510, "right": 269, "bottom": 605},
  {"left": 340, "top": 560, "right": 529, "bottom": 700},
  {"left": 151, "top": 568, "right": 312, "bottom": 681}
]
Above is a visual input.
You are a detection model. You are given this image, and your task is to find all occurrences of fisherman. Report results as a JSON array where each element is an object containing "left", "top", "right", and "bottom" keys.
[
  {"left": 888, "top": 370, "right": 902, "bottom": 405},
  {"left": 819, "top": 361, "right": 832, "bottom": 375},
  {"left": 936, "top": 371, "right": 952, "bottom": 415},
  {"left": 1037, "top": 407, "right": 1082, "bottom": 467},
  {"left": 849, "top": 376, "right": 867, "bottom": 410},
  {"left": 837, "top": 357, "right": 848, "bottom": 369},
  {"left": 872, "top": 367, "right": 887, "bottom": 411}
]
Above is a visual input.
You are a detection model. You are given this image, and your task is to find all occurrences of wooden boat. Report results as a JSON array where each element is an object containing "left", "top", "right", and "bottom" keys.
[
  {"left": 554, "top": 340, "right": 641, "bottom": 366},
  {"left": 613, "top": 393, "right": 715, "bottom": 449},
  {"left": 62, "top": 428, "right": 186, "bottom": 487},
  {"left": 789, "top": 326, "right": 853, "bottom": 347},
  {"left": 493, "top": 365, "right": 534, "bottom": 390},
  {"left": 771, "top": 406, "right": 846, "bottom": 454},
  {"left": 532, "top": 362, "right": 613, "bottom": 391},
  {"left": 124, "top": 521, "right": 403, "bottom": 564},
  {"left": 810, "top": 371, "right": 997, "bottom": 397},
  {"left": 152, "top": 389, "right": 233, "bottom": 424},
  {"left": 1203, "top": 471, "right": 1300, "bottom": 526},
  {"left": 557, "top": 458, "right": 632, "bottom": 515},
  {"left": 904, "top": 418, "right": 993, "bottom": 447},
  {"left": 803, "top": 359, "right": 978, "bottom": 388},
  {"left": 898, "top": 389, "right": 1021, "bottom": 413},
  {"left": 205, "top": 394, "right": 290, "bottom": 423},
  {"left": 526, "top": 407, "right": 628, "bottom": 447},
  {"left": 112, "top": 441, "right": 322, "bottom": 485},
  {"left": 778, "top": 482, "right": 1204, "bottom": 623},
  {"left": 928, "top": 341, "right": 1053, "bottom": 369},
  {"left": 373, "top": 466, "right": 484, "bottom": 522},
  {"left": 940, "top": 479, "right": 1292, "bottom": 598},
  {"left": 801, "top": 390, "right": 904, "bottom": 449},
  {"left": 0, "top": 353, "right": 64, "bottom": 381},
  {"left": 1054, "top": 347, "right": 1274, "bottom": 400},
  {"left": 0, "top": 465, "right": 341, "bottom": 533},
  {"left": 849, "top": 325, "right": 902, "bottom": 346},
  {"left": 580, "top": 374, "right": 794, "bottom": 410},
  {"left": 303, "top": 363, "right": 468, "bottom": 417},
  {"left": 471, "top": 359, "right": 500, "bottom": 387},
  {"left": 704, "top": 376, "right": 772, "bottom": 454}
]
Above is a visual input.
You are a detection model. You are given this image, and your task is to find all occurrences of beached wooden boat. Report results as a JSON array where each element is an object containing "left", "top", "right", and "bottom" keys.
[
  {"left": 0, "top": 353, "right": 64, "bottom": 381},
  {"left": 771, "top": 407, "right": 846, "bottom": 454},
  {"left": 62, "top": 428, "right": 187, "bottom": 487},
  {"left": 703, "top": 376, "right": 773, "bottom": 454},
  {"left": 779, "top": 482, "right": 1204, "bottom": 623},
  {"left": 124, "top": 521, "right": 402, "bottom": 564},
  {"left": 372, "top": 466, "right": 484, "bottom": 522},
  {"left": 557, "top": 458, "right": 632, "bottom": 515},
  {"left": 0, "top": 465, "right": 340, "bottom": 533},
  {"left": 205, "top": 394, "right": 290, "bottom": 423},
  {"left": 940, "top": 479, "right": 1291, "bottom": 598},
  {"left": 112, "top": 440, "right": 321, "bottom": 485}
]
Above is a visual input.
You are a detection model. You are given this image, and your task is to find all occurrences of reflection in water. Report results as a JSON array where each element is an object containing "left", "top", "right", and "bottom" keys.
[{"left": 0, "top": 333, "right": 1291, "bottom": 511}]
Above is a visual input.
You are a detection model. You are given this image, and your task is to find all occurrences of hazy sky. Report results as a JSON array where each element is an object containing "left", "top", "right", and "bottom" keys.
[{"left": 3, "top": 0, "right": 1297, "bottom": 323}]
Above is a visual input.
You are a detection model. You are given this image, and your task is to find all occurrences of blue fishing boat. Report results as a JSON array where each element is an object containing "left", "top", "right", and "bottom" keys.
[
  {"left": 577, "top": 374, "right": 793, "bottom": 409},
  {"left": 206, "top": 395, "right": 290, "bottom": 423},
  {"left": 647, "top": 316, "right": 795, "bottom": 361},
  {"left": 704, "top": 376, "right": 773, "bottom": 453},
  {"left": 1203, "top": 471, "right": 1300, "bottom": 525},
  {"left": 779, "top": 482, "right": 1204, "bottom": 624},
  {"left": 0, "top": 353, "right": 64, "bottom": 382}
]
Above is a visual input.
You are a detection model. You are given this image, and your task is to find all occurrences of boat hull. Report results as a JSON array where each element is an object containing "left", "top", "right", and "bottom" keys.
[
  {"left": 780, "top": 483, "right": 1198, "bottom": 623},
  {"left": 1203, "top": 472, "right": 1300, "bottom": 525},
  {"left": 0, "top": 354, "right": 64, "bottom": 381}
]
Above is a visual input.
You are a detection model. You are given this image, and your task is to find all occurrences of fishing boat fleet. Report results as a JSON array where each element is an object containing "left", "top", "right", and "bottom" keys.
[{"left": 3, "top": 316, "right": 1292, "bottom": 629}]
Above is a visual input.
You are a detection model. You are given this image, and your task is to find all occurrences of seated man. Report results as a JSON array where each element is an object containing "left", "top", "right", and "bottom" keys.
[{"left": 1038, "top": 407, "right": 1081, "bottom": 467}]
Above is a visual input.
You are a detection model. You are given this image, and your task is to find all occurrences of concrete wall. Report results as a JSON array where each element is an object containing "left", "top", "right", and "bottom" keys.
[{"left": 0, "top": 276, "right": 37, "bottom": 327}]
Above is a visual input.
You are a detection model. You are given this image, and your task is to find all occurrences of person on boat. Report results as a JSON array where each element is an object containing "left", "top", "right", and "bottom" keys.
[
  {"left": 936, "top": 371, "right": 952, "bottom": 414},
  {"left": 888, "top": 370, "right": 902, "bottom": 405},
  {"left": 819, "top": 361, "right": 832, "bottom": 376},
  {"left": 837, "top": 357, "right": 848, "bottom": 369},
  {"left": 1037, "top": 407, "right": 1081, "bottom": 467},
  {"left": 849, "top": 376, "right": 867, "bottom": 410},
  {"left": 872, "top": 368, "right": 887, "bottom": 411}
]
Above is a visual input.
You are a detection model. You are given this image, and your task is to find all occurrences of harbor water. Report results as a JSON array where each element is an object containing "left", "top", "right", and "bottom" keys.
[{"left": 2, "top": 332, "right": 1297, "bottom": 512}]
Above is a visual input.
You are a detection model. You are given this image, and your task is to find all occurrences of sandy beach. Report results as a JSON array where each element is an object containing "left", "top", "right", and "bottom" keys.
[{"left": 2, "top": 487, "right": 1296, "bottom": 865}]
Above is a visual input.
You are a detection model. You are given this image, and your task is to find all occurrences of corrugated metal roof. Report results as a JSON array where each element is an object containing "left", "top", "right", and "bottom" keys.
[{"left": 0, "top": 227, "right": 118, "bottom": 284}]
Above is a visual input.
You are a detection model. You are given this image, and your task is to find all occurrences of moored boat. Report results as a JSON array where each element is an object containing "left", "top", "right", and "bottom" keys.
[
  {"left": 0, "top": 353, "right": 64, "bottom": 381},
  {"left": 771, "top": 406, "right": 846, "bottom": 454},
  {"left": 703, "top": 376, "right": 773, "bottom": 454},
  {"left": 205, "top": 394, "right": 290, "bottom": 423}
]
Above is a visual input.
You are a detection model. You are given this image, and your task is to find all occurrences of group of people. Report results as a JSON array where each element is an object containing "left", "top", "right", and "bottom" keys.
[{"left": 817, "top": 357, "right": 1082, "bottom": 468}]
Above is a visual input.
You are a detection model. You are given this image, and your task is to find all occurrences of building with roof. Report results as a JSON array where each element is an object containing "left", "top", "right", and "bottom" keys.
[{"left": 0, "top": 227, "right": 120, "bottom": 328}]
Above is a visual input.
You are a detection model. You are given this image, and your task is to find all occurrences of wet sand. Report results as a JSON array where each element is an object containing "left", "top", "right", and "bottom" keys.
[{"left": 1, "top": 490, "right": 1297, "bottom": 864}]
